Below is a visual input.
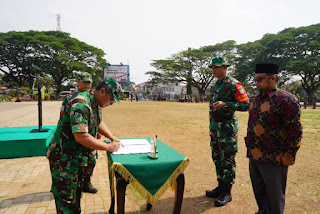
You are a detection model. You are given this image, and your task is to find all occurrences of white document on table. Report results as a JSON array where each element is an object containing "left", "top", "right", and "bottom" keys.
[{"left": 112, "top": 139, "right": 151, "bottom": 155}]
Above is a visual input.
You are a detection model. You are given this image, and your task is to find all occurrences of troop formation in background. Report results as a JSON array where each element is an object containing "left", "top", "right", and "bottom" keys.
[
  {"left": 46, "top": 76, "right": 123, "bottom": 213},
  {"left": 304, "top": 92, "right": 318, "bottom": 109},
  {"left": 206, "top": 56, "right": 250, "bottom": 207}
]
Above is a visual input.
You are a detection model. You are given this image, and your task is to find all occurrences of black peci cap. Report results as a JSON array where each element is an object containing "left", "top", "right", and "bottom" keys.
[{"left": 255, "top": 63, "right": 279, "bottom": 74}]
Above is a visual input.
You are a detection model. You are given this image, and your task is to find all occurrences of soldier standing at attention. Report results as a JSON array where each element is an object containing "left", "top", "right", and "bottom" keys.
[
  {"left": 47, "top": 77, "right": 122, "bottom": 213},
  {"left": 76, "top": 72, "right": 99, "bottom": 194},
  {"left": 205, "top": 56, "right": 250, "bottom": 207}
]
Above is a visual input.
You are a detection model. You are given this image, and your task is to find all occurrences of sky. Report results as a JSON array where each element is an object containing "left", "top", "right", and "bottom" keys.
[{"left": 1, "top": 0, "right": 319, "bottom": 84}]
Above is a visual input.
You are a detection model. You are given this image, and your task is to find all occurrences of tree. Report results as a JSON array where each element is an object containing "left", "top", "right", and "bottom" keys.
[
  {"left": 34, "top": 31, "right": 106, "bottom": 98},
  {"left": 120, "top": 81, "right": 136, "bottom": 92},
  {"left": 147, "top": 48, "right": 210, "bottom": 100},
  {"left": 0, "top": 31, "right": 42, "bottom": 88},
  {"left": 0, "top": 31, "right": 107, "bottom": 98},
  {"left": 278, "top": 24, "right": 320, "bottom": 99},
  {"left": 40, "top": 76, "right": 53, "bottom": 94},
  {"left": 147, "top": 41, "right": 238, "bottom": 100},
  {"left": 234, "top": 24, "right": 320, "bottom": 97}
]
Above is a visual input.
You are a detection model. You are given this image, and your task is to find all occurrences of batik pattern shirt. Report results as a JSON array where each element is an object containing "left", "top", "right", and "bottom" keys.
[
  {"left": 46, "top": 89, "right": 102, "bottom": 166},
  {"left": 245, "top": 89, "right": 302, "bottom": 165}
]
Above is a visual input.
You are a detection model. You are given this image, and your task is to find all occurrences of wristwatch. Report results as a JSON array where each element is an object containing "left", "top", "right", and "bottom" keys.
[{"left": 224, "top": 103, "right": 228, "bottom": 108}]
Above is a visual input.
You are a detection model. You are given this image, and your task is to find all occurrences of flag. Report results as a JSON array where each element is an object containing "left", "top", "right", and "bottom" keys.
[
  {"left": 41, "top": 87, "right": 45, "bottom": 100},
  {"left": 32, "top": 79, "right": 36, "bottom": 94}
]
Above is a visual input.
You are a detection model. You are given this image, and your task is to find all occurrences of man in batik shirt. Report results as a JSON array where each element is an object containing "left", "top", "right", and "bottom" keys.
[
  {"left": 47, "top": 77, "right": 122, "bottom": 214},
  {"left": 206, "top": 56, "right": 250, "bottom": 207},
  {"left": 245, "top": 63, "right": 302, "bottom": 214}
]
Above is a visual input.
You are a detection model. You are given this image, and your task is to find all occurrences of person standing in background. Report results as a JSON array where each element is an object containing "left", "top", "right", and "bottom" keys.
[
  {"left": 76, "top": 72, "right": 100, "bottom": 193},
  {"left": 312, "top": 92, "right": 317, "bottom": 109}
]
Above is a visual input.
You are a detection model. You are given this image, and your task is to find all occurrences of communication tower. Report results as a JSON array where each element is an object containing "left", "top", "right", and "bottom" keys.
[{"left": 56, "top": 14, "right": 61, "bottom": 31}]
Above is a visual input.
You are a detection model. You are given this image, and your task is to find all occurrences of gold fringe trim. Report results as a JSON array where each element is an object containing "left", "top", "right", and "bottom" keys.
[{"left": 110, "top": 157, "right": 189, "bottom": 205}]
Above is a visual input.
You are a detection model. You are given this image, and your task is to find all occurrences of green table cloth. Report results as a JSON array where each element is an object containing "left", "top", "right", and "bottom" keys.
[{"left": 107, "top": 137, "right": 189, "bottom": 205}]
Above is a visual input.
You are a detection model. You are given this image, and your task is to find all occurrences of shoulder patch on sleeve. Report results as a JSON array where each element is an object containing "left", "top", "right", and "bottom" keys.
[
  {"left": 235, "top": 82, "right": 249, "bottom": 103},
  {"left": 72, "top": 123, "right": 88, "bottom": 133}
]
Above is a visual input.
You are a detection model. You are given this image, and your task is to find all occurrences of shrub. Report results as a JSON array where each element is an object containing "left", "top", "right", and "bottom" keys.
[
  {"left": 120, "top": 94, "right": 127, "bottom": 100},
  {"left": 0, "top": 95, "right": 13, "bottom": 102},
  {"left": 9, "top": 89, "right": 17, "bottom": 97}
]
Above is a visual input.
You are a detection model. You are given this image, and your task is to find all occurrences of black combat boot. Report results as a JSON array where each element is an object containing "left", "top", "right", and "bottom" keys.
[
  {"left": 214, "top": 183, "right": 232, "bottom": 207},
  {"left": 83, "top": 176, "right": 98, "bottom": 194},
  {"left": 206, "top": 180, "right": 223, "bottom": 198}
]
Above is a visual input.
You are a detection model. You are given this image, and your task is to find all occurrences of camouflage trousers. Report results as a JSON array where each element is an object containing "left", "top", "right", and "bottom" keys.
[
  {"left": 210, "top": 119, "right": 238, "bottom": 185},
  {"left": 84, "top": 151, "right": 97, "bottom": 180},
  {"left": 49, "top": 160, "right": 85, "bottom": 214}
]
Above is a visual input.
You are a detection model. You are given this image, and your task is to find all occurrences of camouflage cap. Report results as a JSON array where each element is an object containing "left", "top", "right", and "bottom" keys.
[
  {"left": 208, "top": 56, "right": 231, "bottom": 68},
  {"left": 78, "top": 72, "right": 92, "bottom": 82},
  {"left": 105, "top": 77, "right": 122, "bottom": 103}
]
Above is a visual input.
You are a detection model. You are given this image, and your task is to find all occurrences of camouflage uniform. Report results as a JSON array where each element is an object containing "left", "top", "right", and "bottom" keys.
[
  {"left": 76, "top": 72, "right": 98, "bottom": 192},
  {"left": 312, "top": 93, "right": 317, "bottom": 109},
  {"left": 303, "top": 94, "right": 308, "bottom": 109},
  {"left": 209, "top": 75, "right": 250, "bottom": 184},
  {"left": 47, "top": 89, "right": 101, "bottom": 214}
]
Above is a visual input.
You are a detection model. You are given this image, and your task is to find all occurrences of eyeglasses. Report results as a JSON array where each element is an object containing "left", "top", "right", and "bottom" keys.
[{"left": 254, "top": 76, "right": 272, "bottom": 83}]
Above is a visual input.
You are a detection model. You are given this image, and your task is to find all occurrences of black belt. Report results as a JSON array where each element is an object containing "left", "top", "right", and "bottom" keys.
[{"left": 210, "top": 111, "right": 234, "bottom": 122}]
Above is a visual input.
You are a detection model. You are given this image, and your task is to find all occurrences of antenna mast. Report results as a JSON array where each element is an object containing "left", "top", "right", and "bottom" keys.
[{"left": 56, "top": 14, "right": 61, "bottom": 31}]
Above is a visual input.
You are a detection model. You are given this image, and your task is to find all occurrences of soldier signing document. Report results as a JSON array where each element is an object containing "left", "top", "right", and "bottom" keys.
[{"left": 47, "top": 77, "right": 123, "bottom": 214}]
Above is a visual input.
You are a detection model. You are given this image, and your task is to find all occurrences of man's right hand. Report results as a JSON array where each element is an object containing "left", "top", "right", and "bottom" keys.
[{"left": 108, "top": 141, "right": 121, "bottom": 152}]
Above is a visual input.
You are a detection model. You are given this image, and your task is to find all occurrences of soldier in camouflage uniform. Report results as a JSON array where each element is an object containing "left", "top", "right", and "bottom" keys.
[
  {"left": 76, "top": 72, "right": 99, "bottom": 194},
  {"left": 312, "top": 92, "right": 317, "bottom": 109},
  {"left": 205, "top": 56, "right": 250, "bottom": 207},
  {"left": 303, "top": 93, "right": 308, "bottom": 109},
  {"left": 47, "top": 77, "right": 122, "bottom": 214}
]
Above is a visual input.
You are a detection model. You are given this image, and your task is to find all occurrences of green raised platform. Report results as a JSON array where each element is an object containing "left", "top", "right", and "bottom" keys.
[{"left": 0, "top": 126, "right": 56, "bottom": 159}]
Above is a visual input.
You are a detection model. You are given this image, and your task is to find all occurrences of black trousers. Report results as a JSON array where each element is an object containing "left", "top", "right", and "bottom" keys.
[{"left": 249, "top": 159, "right": 288, "bottom": 214}]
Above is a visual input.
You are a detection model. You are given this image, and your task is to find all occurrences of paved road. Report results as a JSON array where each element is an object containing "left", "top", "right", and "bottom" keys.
[
  {"left": 0, "top": 101, "right": 60, "bottom": 128},
  {"left": 0, "top": 101, "right": 139, "bottom": 213}
]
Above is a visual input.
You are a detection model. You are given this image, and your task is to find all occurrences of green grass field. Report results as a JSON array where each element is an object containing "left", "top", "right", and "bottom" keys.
[{"left": 102, "top": 101, "right": 320, "bottom": 214}]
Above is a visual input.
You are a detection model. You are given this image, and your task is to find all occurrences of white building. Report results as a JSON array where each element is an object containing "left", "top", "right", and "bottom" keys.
[{"left": 151, "top": 82, "right": 184, "bottom": 100}]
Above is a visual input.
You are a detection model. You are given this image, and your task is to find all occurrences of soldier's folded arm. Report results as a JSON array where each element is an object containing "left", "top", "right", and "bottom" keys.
[{"left": 73, "top": 132, "right": 120, "bottom": 152}]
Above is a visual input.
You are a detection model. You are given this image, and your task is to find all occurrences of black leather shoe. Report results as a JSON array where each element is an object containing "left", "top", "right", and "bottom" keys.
[
  {"left": 215, "top": 192, "right": 232, "bottom": 207},
  {"left": 83, "top": 182, "right": 98, "bottom": 194},
  {"left": 206, "top": 186, "right": 222, "bottom": 198}
]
